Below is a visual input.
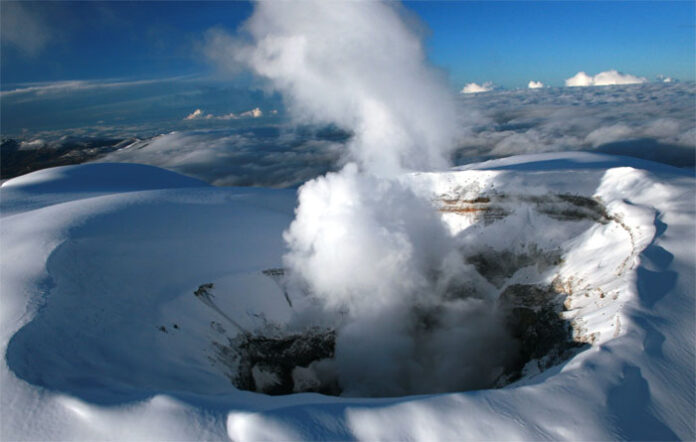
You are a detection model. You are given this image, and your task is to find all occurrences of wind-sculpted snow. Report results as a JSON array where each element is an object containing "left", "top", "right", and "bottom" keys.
[
  {"left": 1, "top": 162, "right": 208, "bottom": 193},
  {"left": 0, "top": 153, "right": 694, "bottom": 440}
]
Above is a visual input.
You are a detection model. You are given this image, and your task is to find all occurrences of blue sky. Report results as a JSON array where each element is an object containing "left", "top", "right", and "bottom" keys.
[
  {"left": 410, "top": 1, "right": 695, "bottom": 87},
  {"left": 1, "top": 1, "right": 694, "bottom": 135},
  {"left": 0, "top": 2, "right": 252, "bottom": 85},
  {"left": 2, "top": 1, "right": 693, "bottom": 88}
]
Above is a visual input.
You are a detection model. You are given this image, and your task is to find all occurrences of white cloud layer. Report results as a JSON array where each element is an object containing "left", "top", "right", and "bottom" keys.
[
  {"left": 183, "top": 107, "right": 264, "bottom": 121},
  {"left": 657, "top": 74, "right": 673, "bottom": 83},
  {"left": 10, "top": 83, "right": 694, "bottom": 187},
  {"left": 528, "top": 81, "right": 544, "bottom": 89},
  {"left": 240, "top": 107, "right": 263, "bottom": 118},
  {"left": 585, "top": 124, "right": 634, "bottom": 147},
  {"left": 0, "top": 76, "right": 192, "bottom": 99},
  {"left": 184, "top": 109, "right": 204, "bottom": 120},
  {"left": 98, "top": 128, "right": 345, "bottom": 187},
  {"left": 565, "top": 70, "right": 647, "bottom": 87},
  {"left": 461, "top": 82, "right": 493, "bottom": 94}
]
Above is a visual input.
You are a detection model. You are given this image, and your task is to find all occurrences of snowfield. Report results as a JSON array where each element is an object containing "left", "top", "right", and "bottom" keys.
[{"left": 1, "top": 153, "right": 694, "bottom": 441}]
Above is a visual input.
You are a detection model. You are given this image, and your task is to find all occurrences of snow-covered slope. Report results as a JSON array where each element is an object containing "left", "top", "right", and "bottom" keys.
[{"left": 1, "top": 153, "right": 693, "bottom": 440}]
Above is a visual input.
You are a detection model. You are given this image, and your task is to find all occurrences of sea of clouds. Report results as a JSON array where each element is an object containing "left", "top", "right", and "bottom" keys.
[
  {"left": 455, "top": 81, "right": 695, "bottom": 168},
  {"left": 86, "top": 80, "right": 696, "bottom": 186},
  {"left": 6, "top": 80, "right": 694, "bottom": 187},
  {"left": 99, "top": 126, "right": 348, "bottom": 187}
]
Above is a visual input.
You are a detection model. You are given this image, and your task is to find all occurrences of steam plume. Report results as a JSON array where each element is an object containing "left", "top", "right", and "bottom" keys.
[
  {"left": 217, "top": 0, "right": 513, "bottom": 395},
  {"left": 209, "top": 0, "right": 459, "bottom": 176}
]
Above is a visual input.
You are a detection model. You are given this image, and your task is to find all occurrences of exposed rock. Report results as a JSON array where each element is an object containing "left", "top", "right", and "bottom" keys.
[
  {"left": 439, "top": 193, "right": 612, "bottom": 225},
  {"left": 467, "top": 246, "right": 562, "bottom": 288},
  {"left": 214, "top": 328, "right": 338, "bottom": 395},
  {"left": 498, "top": 284, "right": 584, "bottom": 382}
]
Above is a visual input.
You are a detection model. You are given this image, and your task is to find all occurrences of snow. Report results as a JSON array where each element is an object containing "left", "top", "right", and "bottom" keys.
[{"left": 1, "top": 153, "right": 694, "bottom": 440}]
